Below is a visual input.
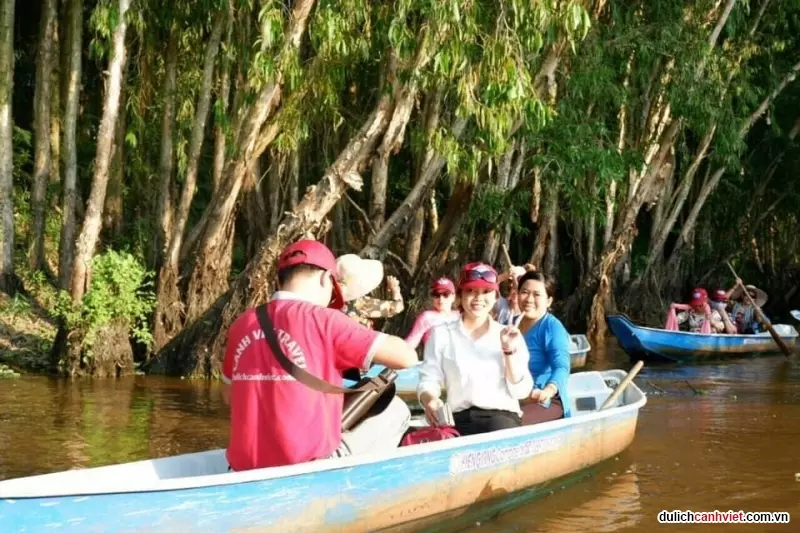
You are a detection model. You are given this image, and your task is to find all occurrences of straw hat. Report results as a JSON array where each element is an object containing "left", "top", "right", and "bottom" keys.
[
  {"left": 731, "top": 284, "right": 768, "bottom": 307},
  {"left": 335, "top": 254, "right": 384, "bottom": 302}
]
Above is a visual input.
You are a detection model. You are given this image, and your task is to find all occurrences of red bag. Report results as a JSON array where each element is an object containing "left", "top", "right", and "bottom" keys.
[{"left": 401, "top": 426, "right": 460, "bottom": 446}]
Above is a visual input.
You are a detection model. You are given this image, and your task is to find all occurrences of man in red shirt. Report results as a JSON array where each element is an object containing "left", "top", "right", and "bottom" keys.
[{"left": 222, "top": 239, "right": 418, "bottom": 471}]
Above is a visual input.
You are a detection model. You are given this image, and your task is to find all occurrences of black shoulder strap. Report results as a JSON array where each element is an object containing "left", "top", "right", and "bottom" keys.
[{"left": 255, "top": 304, "right": 380, "bottom": 394}]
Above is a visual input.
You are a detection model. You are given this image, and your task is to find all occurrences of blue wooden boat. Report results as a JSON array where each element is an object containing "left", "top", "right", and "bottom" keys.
[
  {"left": 364, "top": 334, "right": 591, "bottom": 395},
  {"left": 607, "top": 314, "right": 799, "bottom": 363},
  {"left": 0, "top": 370, "right": 645, "bottom": 533}
]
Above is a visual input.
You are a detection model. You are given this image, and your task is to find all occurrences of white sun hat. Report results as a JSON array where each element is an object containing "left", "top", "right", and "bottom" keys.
[{"left": 336, "top": 254, "right": 385, "bottom": 302}]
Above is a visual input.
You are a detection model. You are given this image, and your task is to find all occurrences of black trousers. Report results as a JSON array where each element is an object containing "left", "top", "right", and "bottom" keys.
[{"left": 453, "top": 407, "right": 522, "bottom": 436}]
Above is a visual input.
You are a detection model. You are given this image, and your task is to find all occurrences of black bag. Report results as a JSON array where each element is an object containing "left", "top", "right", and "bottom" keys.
[{"left": 255, "top": 304, "right": 397, "bottom": 431}]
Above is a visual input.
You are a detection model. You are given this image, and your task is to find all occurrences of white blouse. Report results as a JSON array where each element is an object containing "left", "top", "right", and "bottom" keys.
[{"left": 417, "top": 318, "right": 533, "bottom": 416}]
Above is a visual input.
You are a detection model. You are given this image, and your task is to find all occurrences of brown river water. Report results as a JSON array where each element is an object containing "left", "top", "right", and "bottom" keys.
[{"left": 1, "top": 342, "right": 799, "bottom": 532}]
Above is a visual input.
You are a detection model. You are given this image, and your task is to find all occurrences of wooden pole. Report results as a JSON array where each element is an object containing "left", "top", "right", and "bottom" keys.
[
  {"left": 726, "top": 262, "right": 792, "bottom": 357},
  {"left": 600, "top": 360, "right": 644, "bottom": 410}
]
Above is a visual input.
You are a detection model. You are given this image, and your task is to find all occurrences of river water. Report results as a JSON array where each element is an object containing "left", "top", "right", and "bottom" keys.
[{"left": 1, "top": 342, "right": 799, "bottom": 532}]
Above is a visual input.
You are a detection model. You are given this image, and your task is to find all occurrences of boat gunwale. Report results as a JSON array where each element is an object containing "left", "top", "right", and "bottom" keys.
[
  {"left": 607, "top": 314, "right": 799, "bottom": 341},
  {"left": 0, "top": 371, "right": 646, "bottom": 500}
]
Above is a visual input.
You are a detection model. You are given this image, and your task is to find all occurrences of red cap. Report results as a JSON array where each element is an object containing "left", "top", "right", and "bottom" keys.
[
  {"left": 711, "top": 289, "right": 728, "bottom": 302},
  {"left": 689, "top": 287, "right": 708, "bottom": 309},
  {"left": 431, "top": 277, "right": 455, "bottom": 295},
  {"left": 277, "top": 240, "right": 343, "bottom": 309},
  {"left": 458, "top": 262, "right": 499, "bottom": 292}
]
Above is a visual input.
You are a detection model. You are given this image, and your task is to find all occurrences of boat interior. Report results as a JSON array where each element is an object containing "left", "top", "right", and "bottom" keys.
[{"left": 0, "top": 370, "right": 643, "bottom": 500}]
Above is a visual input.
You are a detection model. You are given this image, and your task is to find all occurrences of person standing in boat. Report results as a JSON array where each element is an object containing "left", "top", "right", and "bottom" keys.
[
  {"left": 417, "top": 263, "right": 533, "bottom": 436},
  {"left": 405, "top": 277, "right": 460, "bottom": 350},
  {"left": 221, "top": 240, "right": 419, "bottom": 471},
  {"left": 336, "top": 254, "right": 405, "bottom": 329},
  {"left": 510, "top": 271, "right": 571, "bottom": 424}
]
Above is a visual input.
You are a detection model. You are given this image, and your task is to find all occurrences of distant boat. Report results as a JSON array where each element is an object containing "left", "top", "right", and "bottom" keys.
[
  {"left": 365, "top": 334, "right": 591, "bottom": 395},
  {"left": 606, "top": 314, "right": 798, "bottom": 363},
  {"left": 0, "top": 370, "right": 646, "bottom": 533}
]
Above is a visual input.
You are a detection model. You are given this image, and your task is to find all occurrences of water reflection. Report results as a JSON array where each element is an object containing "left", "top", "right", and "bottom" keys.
[
  {"left": 0, "top": 377, "right": 228, "bottom": 479},
  {"left": 462, "top": 347, "right": 800, "bottom": 533},
  {"left": 2, "top": 346, "right": 800, "bottom": 533}
]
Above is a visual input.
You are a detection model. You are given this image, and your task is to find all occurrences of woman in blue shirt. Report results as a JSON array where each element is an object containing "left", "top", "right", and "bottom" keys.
[{"left": 513, "top": 271, "right": 571, "bottom": 423}]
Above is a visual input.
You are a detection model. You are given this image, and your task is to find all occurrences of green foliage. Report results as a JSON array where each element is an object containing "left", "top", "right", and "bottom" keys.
[
  {"left": 0, "top": 364, "right": 21, "bottom": 379},
  {"left": 54, "top": 251, "right": 156, "bottom": 356}
]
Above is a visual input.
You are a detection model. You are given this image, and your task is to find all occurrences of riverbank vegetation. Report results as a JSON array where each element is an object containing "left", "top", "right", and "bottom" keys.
[{"left": 1, "top": 0, "right": 798, "bottom": 377}]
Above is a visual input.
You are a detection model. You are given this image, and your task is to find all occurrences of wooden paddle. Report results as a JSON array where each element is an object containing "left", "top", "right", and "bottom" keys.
[
  {"left": 726, "top": 262, "right": 792, "bottom": 357},
  {"left": 600, "top": 360, "right": 644, "bottom": 411}
]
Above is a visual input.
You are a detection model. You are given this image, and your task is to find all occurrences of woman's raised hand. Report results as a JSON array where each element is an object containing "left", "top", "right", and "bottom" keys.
[{"left": 500, "top": 325, "right": 521, "bottom": 353}]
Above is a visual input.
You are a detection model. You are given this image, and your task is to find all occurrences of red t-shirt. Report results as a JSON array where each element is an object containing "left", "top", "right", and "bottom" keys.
[{"left": 222, "top": 292, "right": 383, "bottom": 470}]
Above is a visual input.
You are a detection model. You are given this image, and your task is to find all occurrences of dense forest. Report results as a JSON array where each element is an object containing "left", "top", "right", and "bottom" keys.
[{"left": 0, "top": 0, "right": 798, "bottom": 378}]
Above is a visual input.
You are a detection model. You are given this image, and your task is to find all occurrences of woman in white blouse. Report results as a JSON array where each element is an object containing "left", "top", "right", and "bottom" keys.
[{"left": 417, "top": 262, "right": 533, "bottom": 436}]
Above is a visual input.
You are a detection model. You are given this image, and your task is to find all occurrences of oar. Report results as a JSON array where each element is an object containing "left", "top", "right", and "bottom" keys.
[
  {"left": 726, "top": 262, "right": 792, "bottom": 357},
  {"left": 600, "top": 360, "right": 644, "bottom": 411}
]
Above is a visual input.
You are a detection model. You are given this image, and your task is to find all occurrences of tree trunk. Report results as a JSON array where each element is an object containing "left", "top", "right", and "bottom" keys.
[
  {"left": 181, "top": 95, "right": 397, "bottom": 377},
  {"left": 573, "top": 219, "right": 585, "bottom": 282},
  {"left": 416, "top": 179, "right": 475, "bottom": 279},
  {"left": 287, "top": 147, "right": 299, "bottom": 209},
  {"left": 68, "top": 0, "right": 131, "bottom": 303},
  {"left": 103, "top": 77, "right": 126, "bottom": 240},
  {"left": 370, "top": 53, "right": 420, "bottom": 229},
  {"left": 152, "top": 28, "right": 178, "bottom": 270},
  {"left": 168, "top": 10, "right": 225, "bottom": 265},
  {"left": 404, "top": 90, "right": 442, "bottom": 271},
  {"left": 500, "top": 140, "right": 525, "bottom": 268},
  {"left": 153, "top": 11, "right": 227, "bottom": 346},
  {"left": 29, "top": 0, "right": 58, "bottom": 272},
  {"left": 0, "top": 0, "right": 14, "bottom": 293},
  {"left": 50, "top": 11, "right": 61, "bottom": 192},
  {"left": 544, "top": 193, "right": 559, "bottom": 276},
  {"left": 361, "top": 117, "right": 467, "bottom": 259},
  {"left": 586, "top": 211, "right": 596, "bottom": 273},
  {"left": 663, "top": 60, "right": 800, "bottom": 275},
  {"left": 178, "top": 0, "right": 317, "bottom": 320},
  {"left": 241, "top": 156, "right": 267, "bottom": 262},
  {"left": 564, "top": 119, "right": 681, "bottom": 335},
  {"left": 212, "top": 1, "right": 233, "bottom": 195},
  {"left": 267, "top": 151, "right": 283, "bottom": 233},
  {"left": 530, "top": 185, "right": 557, "bottom": 266},
  {"left": 57, "top": 0, "right": 82, "bottom": 291},
  {"left": 482, "top": 145, "right": 515, "bottom": 265}
]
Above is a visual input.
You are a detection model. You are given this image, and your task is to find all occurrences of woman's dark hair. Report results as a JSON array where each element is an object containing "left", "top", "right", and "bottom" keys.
[{"left": 517, "top": 271, "right": 557, "bottom": 298}]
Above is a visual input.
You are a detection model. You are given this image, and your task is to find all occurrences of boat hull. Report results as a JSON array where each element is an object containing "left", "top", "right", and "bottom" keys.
[
  {"left": 0, "top": 372, "right": 644, "bottom": 533},
  {"left": 606, "top": 314, "right": 799, "bottom": 363}
]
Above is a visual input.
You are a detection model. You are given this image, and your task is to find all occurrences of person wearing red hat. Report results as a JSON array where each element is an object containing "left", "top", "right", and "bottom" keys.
[
  {"left": 709, "top": 288, "right": 737, "bottom": 334},
  {"left": 417, "top": 262, "right": 533, "bottom": 436},
  {"left": 667, "top": 288, "right": 725, "bottom": 333},
  {"left": 221, "top": 239, "right": 419, "bottom": 471},
  {"left": 405, "top": 277, "right": 460, "bottom": 350}
]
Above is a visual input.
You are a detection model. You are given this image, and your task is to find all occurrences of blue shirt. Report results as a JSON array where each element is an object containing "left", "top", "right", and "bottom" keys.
[{"left": 516, "top": 312, "right": 572, "bottom": 417}]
